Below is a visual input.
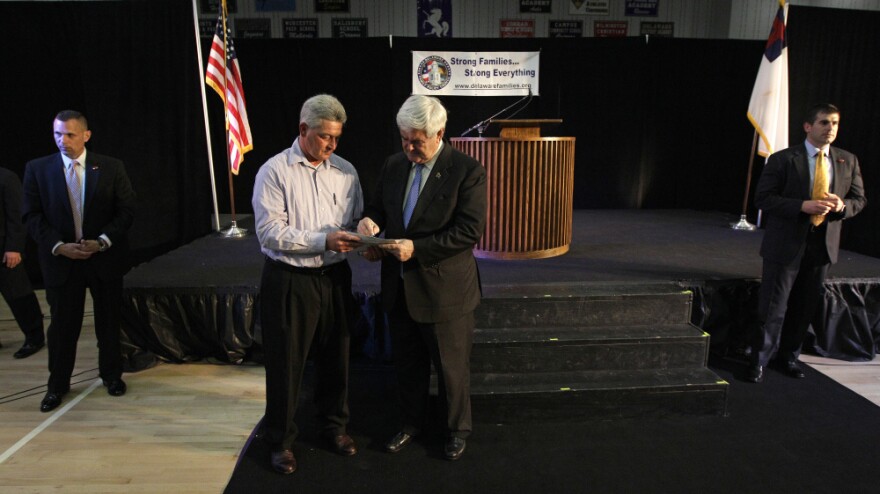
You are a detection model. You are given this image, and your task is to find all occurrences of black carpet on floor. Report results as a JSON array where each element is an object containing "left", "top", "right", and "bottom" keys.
[{"left": 224, "top": 356, "right": 880, "bottom": 494}]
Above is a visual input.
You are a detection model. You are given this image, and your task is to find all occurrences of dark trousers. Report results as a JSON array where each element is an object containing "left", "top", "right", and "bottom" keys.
[
  {"left": 755, "top": 228, "right": 830, "bottom": 367},
  {"left": 260, "top": 259, "right": 354, "bottom": 451},
  {"left": 45, "top": 263, "right": 123, "bottom": 393},
  {"left": 0, "top": 264, "right": 44, "bottom": 344},
  {"left": 389, "top": 280, "right": 473, "bottom": 439}
]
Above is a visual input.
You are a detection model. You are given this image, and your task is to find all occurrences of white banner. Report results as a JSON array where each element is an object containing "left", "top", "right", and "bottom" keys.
[{"left": 412, "top": 51, "right": 540, "bottom": 97}]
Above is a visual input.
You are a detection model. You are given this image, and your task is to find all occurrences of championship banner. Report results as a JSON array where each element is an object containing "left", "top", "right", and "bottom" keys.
[{"left": 412, "top": 51, "right": 540, "bottom": 97}]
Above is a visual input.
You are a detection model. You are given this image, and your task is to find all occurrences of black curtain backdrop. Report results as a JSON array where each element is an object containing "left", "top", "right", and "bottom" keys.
[
  {"left": 2, "top": 0, "right": 211, "bottom": 283},
  {"left": 787, "top": 6, "right": 880, "bottom": 257},
  {"left": 3, "top": 2, "right": 878, "bottom": 283}
]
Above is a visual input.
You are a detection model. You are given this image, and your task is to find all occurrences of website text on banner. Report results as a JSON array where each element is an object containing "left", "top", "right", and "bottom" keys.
[{"left": 412, "top": 51, "right": 540, "bottom": 97}]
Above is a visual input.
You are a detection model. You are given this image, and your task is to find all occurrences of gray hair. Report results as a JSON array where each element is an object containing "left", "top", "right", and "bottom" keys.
[
  {"left": 300, "top": 94, "right": 347, "bottom": 128},
  {"left": 396, "top": 95, "right": 447, "bottom": 137}
]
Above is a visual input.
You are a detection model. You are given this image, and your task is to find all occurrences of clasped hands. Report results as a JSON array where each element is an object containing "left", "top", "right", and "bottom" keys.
[
  {"left": 353, "top": 217, "right": 415, "bottom": 262},
  {"left": 57, "top": 239, "right": 104, "bottom": 260},
  {"left": 802, "top": 192, "right": 845, "bottom": 216}
]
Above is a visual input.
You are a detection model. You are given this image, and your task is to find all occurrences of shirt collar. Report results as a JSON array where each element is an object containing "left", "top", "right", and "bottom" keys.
[
  {"left": 414, "top": 140, "right": 444, "bottom": 172},
  {"left": 805, "top": 140, "right": 827, "bottom": 158},
  {"left": 291, "top": 137, "right": 338, "bottom": 171},
  {"left": 61, "top": 149, "right": 87, "bottom": 169}
]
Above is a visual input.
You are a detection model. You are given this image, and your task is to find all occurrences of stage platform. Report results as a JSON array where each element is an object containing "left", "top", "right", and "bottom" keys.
[{"left": 119, "top": 210, "right": 880, "bottom": 370}]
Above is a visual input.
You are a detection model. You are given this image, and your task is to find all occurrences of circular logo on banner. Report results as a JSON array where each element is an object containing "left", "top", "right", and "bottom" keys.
[{"left": 417, "top": 56, "right": 451, "bottom": 91}]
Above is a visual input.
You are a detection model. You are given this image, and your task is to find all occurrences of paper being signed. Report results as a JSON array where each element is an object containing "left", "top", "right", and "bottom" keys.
[{"left": 349, "top": 232, "right": 402, "bottom": 245}]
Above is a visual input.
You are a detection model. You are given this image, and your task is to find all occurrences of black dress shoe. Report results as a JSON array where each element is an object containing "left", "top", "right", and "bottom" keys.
[
  {"left": 444, "top": 437, "right": 466, "bottom": 461},
  {"left": 783, "top": 360, "right": 806, "bottom": 379},
  {"left": 328, "top": 433, "right": 357, "bottom": 456},
  {"left": 270, "top": 449, "right": 296, "bottom": 474},
  {"left": 103, "top": 379, "right": 127, "bottom": 396},
  {"left": 40, "top": 390, "right": 67, "bottom": 413},
  {"left": 13, "top": 341, "right": 45, "bottom": 359},
  {"left": 747, "top": 364, "right": 764, "bottom": 383},
  {"left": 384, "top": 431, "right": 414, "bottom": 453}
]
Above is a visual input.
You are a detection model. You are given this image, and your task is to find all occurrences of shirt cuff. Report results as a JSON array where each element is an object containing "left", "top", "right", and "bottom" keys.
[{"left": 313, "top": 232, "right": 329, "bottom": 252}]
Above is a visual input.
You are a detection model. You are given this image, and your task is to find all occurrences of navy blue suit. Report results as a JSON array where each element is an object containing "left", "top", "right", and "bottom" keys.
[{"left": 23, "top": 152, "right": 135, "bottom": 392}]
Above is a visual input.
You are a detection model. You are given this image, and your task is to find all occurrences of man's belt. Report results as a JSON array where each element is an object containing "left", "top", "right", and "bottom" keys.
[{"left": 265, "top": 257, "right": 346, "bottom": 276}]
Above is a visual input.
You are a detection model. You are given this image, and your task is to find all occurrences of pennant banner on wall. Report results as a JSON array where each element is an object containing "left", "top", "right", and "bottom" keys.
[
  {"left": 418, "top": 0, "right": 452, "bottom": 38},
  {"left": 411, "top": 51, "right": 540, "bottom": 97}
]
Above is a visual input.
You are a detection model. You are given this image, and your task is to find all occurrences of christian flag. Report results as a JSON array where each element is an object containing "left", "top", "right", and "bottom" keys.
[
  {"left": 747, "top": 0, "right": 788, "bottom": 158},
  {"left": 206, "top": 10, "right": 253, "bottom": 175}
]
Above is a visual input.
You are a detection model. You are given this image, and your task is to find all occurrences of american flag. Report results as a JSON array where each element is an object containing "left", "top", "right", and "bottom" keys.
[{"left": 206, "top": 15, "right": 252, "bottom": 175}]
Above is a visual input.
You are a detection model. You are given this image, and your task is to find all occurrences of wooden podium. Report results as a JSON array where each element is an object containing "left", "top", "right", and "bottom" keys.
[{"left": 451, "top": 119, "right": 575, "bottom": 260}]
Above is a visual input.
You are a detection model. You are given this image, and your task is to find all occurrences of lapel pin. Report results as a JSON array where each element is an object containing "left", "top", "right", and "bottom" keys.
[{"left": 435, "top": 172, "right": 441, "bottom": 179}]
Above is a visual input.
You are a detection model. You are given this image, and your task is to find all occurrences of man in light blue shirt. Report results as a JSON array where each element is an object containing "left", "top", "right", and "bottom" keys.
[
  {"left": 252, "top": 94, "right": 364, "bottom": 474},
  {"left": 750, "top": 103, "right": 866, "bottom": 383}
]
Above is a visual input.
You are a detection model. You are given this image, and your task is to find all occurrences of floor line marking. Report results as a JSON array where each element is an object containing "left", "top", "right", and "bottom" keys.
[{"left": 0, "top": 378, "right": 102, "bottom": 464}]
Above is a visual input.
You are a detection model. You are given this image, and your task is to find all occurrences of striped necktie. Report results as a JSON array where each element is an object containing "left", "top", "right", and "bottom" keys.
[{"left": 66, "top": 160, "right": 83, "bottom": 241}]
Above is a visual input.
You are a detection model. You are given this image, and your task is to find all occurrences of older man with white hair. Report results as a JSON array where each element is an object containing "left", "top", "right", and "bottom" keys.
[{"left": 359, "top": 95, "right": 487, "bottom": 461}]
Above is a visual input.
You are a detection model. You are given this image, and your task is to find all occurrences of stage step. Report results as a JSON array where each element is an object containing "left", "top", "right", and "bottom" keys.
[
  {"left": 477, "top": 283, "right": 692, "bottom": 328},
  {"left": 470, "top": 367, "right": 728, "bottom": 421},
  {"left": 472, "top": 324, "right": 710, "bottom": 373},
  {"left": 465, "top": 283, "right": 728, "bottom": 420}
]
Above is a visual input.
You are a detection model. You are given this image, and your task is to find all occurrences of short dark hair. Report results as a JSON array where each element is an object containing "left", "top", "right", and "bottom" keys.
[
  {"left": 804, "top": 103, "right": 840, "bottom": 125},
  {"left": 54, "top": 110, "right": 88, "bottom": 130}
]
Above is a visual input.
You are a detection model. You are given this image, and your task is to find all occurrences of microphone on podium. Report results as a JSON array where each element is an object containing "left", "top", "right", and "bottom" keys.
[{"left": 460, "top": 88, "right": 533, "bottom": 137}]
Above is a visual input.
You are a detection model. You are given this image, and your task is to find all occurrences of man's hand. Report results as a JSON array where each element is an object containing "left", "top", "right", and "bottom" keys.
[
  {"left": 380, "top": 239, "right": 414, "bottom": 262},
  {"left": 79, "top": 239, "right": 102, "bottom": 254},
  {"left": 359, "top": 246, "right": 385, "bottom": 262},
  {"left": 326, "top": 230, "right": 362, "bottom": 253},
  {"left": 57, "top": 243, "right": 93, "bottom": 260},
  {"left": 357, "top": 217, "right": 380, "bottom": 236},
  {"left": 801, "top": 194, "right": 840, "bottom": 216},
  {"left": 3, "top": 251, "right": 21, "bottom": 269},
  {"left": 824, "top": 192, "right": 845, "bottom": 213}
]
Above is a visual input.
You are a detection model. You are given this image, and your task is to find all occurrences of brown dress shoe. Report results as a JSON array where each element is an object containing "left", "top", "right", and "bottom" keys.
[
  {"left": 329, "top": 433, "right": 357, "bottom": 456},
  {"left": 270, "top": 449, "right": 296, "bottom": 474}
]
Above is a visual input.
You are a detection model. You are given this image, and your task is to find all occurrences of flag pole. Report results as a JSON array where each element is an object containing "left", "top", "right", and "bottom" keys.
[
  {"left": 731, "top": 131, "right": 758, "bottom": 231},
  {"left": 191, "top": 0, "right": 221, "bottom": 232},
  {"left": 218, "top": 0, "right": 247, "bottom": 238}
]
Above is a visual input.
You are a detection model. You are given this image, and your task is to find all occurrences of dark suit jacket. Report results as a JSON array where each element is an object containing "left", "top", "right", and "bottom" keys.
[
  {"left": 0, "top": 167, "right": 27, "bottom": 254},
  {"left": 755, "top": 143, "right": 866, "bottom": 265},
  {"left": 22, "top": 152, "right": 136, "bottom": 287},
  {"left": 365, "top": 143, "right": 487, "bottom": 323},
  {"left": 0, "top": 167, "right": 33, "bottom": 299}
]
